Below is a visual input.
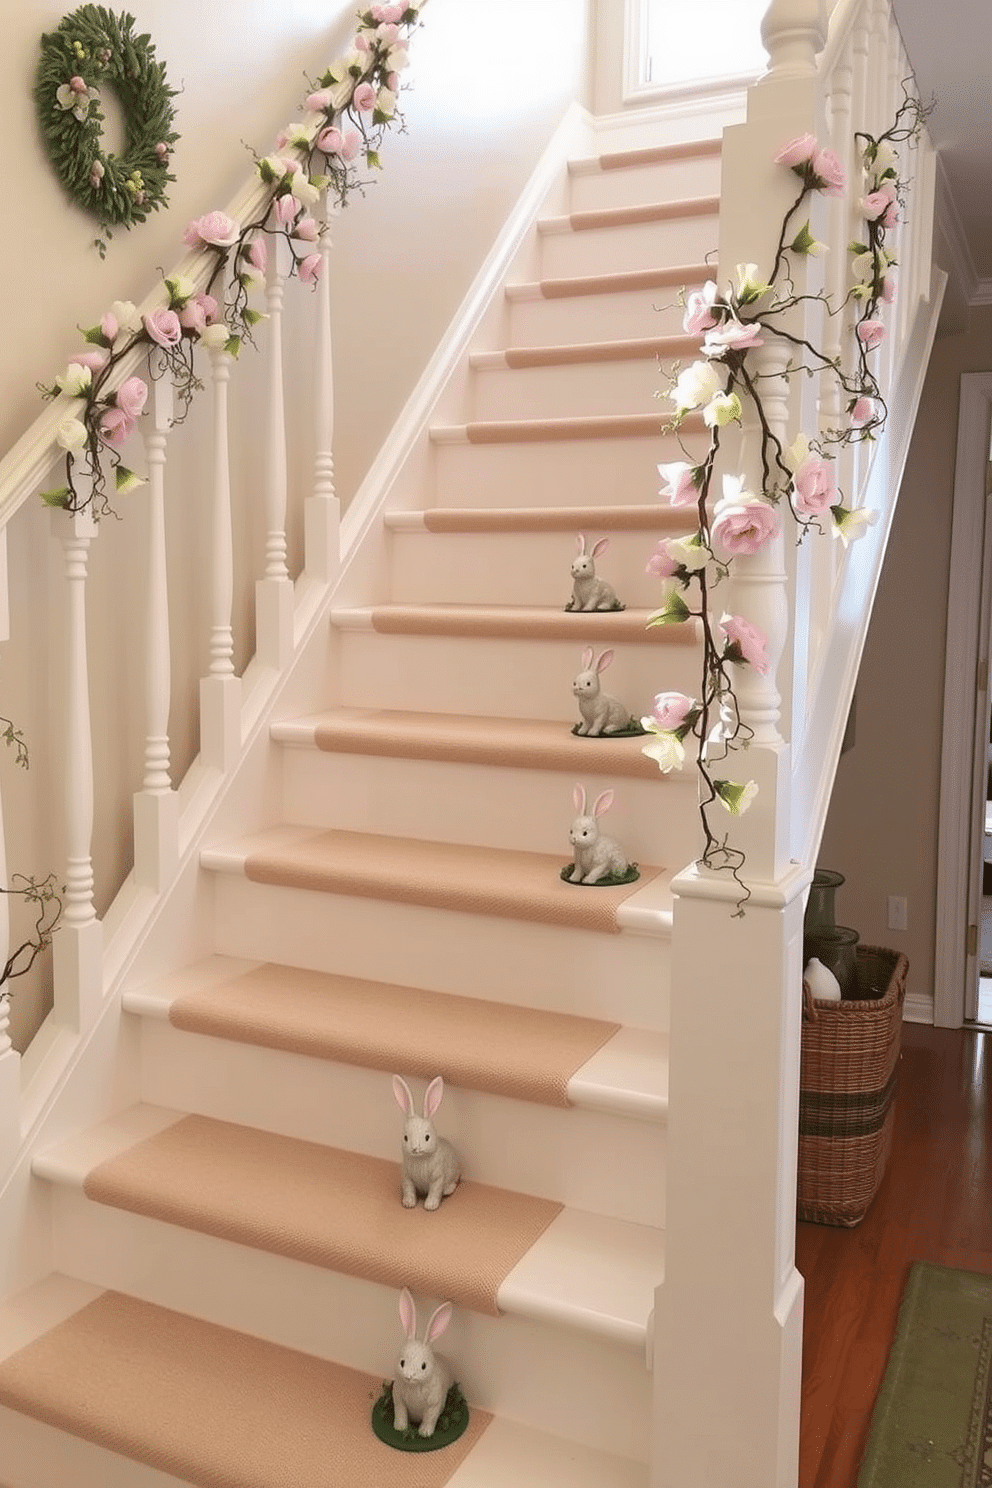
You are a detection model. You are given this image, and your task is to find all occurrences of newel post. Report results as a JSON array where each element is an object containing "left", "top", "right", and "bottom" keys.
[
  {"left": 51, "top": 508, "right": 103, "bottom": 1033},
  {"left": 650, "top": 7, "right": 831, "bottom": 1485}
]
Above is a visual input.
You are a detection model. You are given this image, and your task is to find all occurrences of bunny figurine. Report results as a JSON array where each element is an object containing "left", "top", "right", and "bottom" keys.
[
  {"left": 392, "top": 1287, "right": 455, "bottom": 1437},
  {"left": 569, "top": 534, "right": 621, "bottom": 612},
  {"left": 393, "top": 1074, "right": 461, "bottom": 1211},
  {"left": 573, "top": 647, "right": 635, "bottom": 736},
  {"left": 568, "top": 784, "right": 631, "bottom": 884}
]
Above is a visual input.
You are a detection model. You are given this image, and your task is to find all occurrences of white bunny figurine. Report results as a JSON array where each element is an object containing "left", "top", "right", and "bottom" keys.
[
  {"left": 393, "top": 1074, "right": 461, "bottom": 1211},
  {"left": 569, "top": 784, "right": 630, "bottom": 884},
  {"left": 392, "top": 1287, "right": 454, "bottom": 1437},
  {"left": 573, "top": 647, "right": 634, "bottom": 736},
  {"left": 570, "top": 534, "right": 621, "bottom": 611}
]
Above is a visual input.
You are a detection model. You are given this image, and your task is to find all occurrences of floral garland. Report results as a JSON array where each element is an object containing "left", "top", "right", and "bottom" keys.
[
  {"left": 638, "top": 93, "right": 930, "bottom": 902},
  {"left": 34, "top": 6, "right": 180, "bottom": 258},
  {"left": 0, "top": 719, "right": 63, "bottom": 998},
  {"left": 38, "top": 3, "right": 422, "bottom": 515}
]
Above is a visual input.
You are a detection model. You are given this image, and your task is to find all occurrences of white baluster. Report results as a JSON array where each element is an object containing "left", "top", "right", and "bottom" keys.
[
  {"left": 304, "top": 190, "right": 341, "bottom": 584},
  {"left": 52, "top": 507, "right": 102, "bottom": 1033},
  {"left": 0, "top": 533, "right": 18, "bottom": 1173},
  {"left": 759, "top": 0, "right": 828, "bottom": 81},
  {"left": 200, "top": 345, "right": 241, "bottom": 769},
  {"left": 134, "top": 370, "right": 178, "bottom": 891},
  {"left": 256, "top": 232, "right": 294, "bottom": 668}
]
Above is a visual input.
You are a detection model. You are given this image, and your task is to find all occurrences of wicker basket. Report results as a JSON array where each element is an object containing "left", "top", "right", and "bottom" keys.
[{"left": 797, "top": 944, "right": 908, "bottom": 1227}]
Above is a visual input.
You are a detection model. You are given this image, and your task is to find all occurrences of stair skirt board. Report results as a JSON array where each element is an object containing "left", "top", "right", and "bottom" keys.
[
  {"left": 236, "top": 830, "right": 662, "bottom": 936},
  {"left": 165, "top": 963, "right": 620, "bottom": 1109},
  {"left": 0, "top": 1289, "right": 492, "bottom": 1488}
]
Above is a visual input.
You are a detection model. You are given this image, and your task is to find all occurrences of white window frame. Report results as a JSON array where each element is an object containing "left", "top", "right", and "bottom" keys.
[{"left": 622, "top": 0, "right": 766, "bottom": 106}]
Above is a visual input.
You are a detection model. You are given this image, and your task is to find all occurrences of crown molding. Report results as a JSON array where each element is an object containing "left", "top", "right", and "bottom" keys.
[{"left": 934, "top": 154, "right": 981, "bottom": 306}]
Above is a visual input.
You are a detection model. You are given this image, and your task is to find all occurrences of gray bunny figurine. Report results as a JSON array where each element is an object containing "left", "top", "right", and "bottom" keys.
[
  {"left": 392, "top": 1287, "right": 454, "bottom": 1437},
  {"left": 568, "top": 784, "right": 630, "bottom": 884},
  {"left": 573, "top": 647, "right": 635, "bottom": 736},
  {"left": 393, "top": 1074, "right": 461, "bottom": 1211},
  {"left": 570, "top": 534, "right": 621, "bottom": 611}
]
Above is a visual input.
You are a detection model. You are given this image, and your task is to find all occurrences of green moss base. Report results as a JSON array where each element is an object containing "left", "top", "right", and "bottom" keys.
[
  {"left": 561, "top": 862, "right": 640, "bottom": 887},
  {"left": 563, "top": 600, "right": 626, "bottom": 612},
  {"left": 371, "top": 1381, "right": 471, "bottom": 1453},
  {"left": 570, "top": 720, "right": 647, "bottom": 738}
]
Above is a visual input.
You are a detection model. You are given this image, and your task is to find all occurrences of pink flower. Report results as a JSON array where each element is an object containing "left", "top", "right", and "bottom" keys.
[
  {"left": 69, "top": 75, "right": 87, "bottom": 93},
  {"left": 647, "top": 692, "right": 696, "bottom": 732},
  {"left": 657, "top": 461, "right": 700, "bottom": 507},
  {"left": 683, "top": 281, "right": 720, "bottom": 336},
  {"left": 143, "top": 307, "right": 183, "bottom": 347},
  {"left": 318, "top": 125, "right": 344, "bottom": 155},
  {"left": 812, "top": 147, "right": 846, "bottom": 195},
  {"left": 702, "top": 317, "right": 764, "bottom": 358},
  {"left": 719, "top": 613, "right": 769, "bottom": 674},
  {"left": 341, "top": 129, "right": 362, "bottom": 161},
  {"left": 645, "top": 540, "right": 679, "bottom": 579},
  {"left": 371, "top": 2, "right": 405, "bottom": 20},
  {"left": 274, "top": 194, "right": 300, "bottom": 226},
  {"left": 293, "top": 216, "right": 319, "bottom": 243},
  {"left": 850, "top": 396, "right": 875, "bottom": 426},
  {"left": 711, "top": 493, "right": 780, "bottom": 557},
  {"left": 70, "top": 349, "right": 109, "bottom": 371},
  {"left": 792, "top": 451, "right": 836, "bottom": 517},
  {"left": 247, "top": 237, "right": 267, "bottom": 272},
  {"left": 352, "top": 81, "right": 377, "bottom": 111},
  {"left": 376, "top": 22, "right": 400, "bottom": 45},
  {"left": 774, "top": 133, "right": 819, "bottom": 168},
  {"left": 862, "top": 185, "right": 896, "bottom": 220},
  {"left": 881, "top": 272, "right": 896, "bottom": 303},
  {"left": 179, "top": 294, "right": 219, "bottom": 333},
  {"left": 155, "top": 141, "right": 169, "bottom": 161},
  {"left": 100, "top": 311, "right": 119, "bottom": 343},
  {"left": 183, "top": 211, "right": 241, "bottom": 249},
  {"left": 881, "top": 201, "right": 900, "bottom": 228},
  {"left": 98, "top": 407, "right": 134, "bottom": 447},
  {"left": 306, "top": 88, "right": 335, "bottom": 112},
  {"left": 299, "top": 253, "right": 322, "bottom": 284},
  {"left": 856, "top": 318, "right": 886, "bottom": 350},
  {"left": 115, "top": 376, "right": 148, "bottom": 420}
]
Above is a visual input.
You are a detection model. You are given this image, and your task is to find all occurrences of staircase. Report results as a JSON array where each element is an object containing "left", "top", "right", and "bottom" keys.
[{"left": 0, "top": 131, "right": 723, "bottom": 1485}]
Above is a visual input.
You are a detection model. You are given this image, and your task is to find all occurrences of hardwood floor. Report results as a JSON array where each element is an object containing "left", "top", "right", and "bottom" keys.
[{"left": 796, "top": 1021, "right": 992, "bottom": 1487}]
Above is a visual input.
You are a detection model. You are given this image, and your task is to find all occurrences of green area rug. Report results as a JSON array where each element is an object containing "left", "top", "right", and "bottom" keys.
[{"left": 858, "top": 1261, "right": 992, "bottom": 1486}]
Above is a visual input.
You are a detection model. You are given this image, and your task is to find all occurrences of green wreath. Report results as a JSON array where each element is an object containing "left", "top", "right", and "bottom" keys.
[{"left": 34, "top": 6, "right": 179, "bottom": 256}]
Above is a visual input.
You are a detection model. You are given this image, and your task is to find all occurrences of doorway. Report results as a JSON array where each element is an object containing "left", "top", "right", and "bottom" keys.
[{"left": 936, "top": 371, "right": 992, "bottom": 1026}]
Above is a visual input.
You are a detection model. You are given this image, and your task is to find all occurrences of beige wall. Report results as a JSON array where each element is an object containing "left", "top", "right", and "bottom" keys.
[
  {"left": 819, "top": 304, "right": 992, "bottom": 1007},
  {"left": 2, "top": 0, "right": 593, "bottom": 1050}
]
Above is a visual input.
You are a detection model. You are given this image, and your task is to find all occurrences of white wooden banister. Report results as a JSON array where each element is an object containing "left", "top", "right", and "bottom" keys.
[
  {"left": 200, "top": 346, "right": 240, "bottom": 770},
  {"left": 304, "top": 192, "right": 341, "bottom": 586},
  {"left": 256, "top": 233, "right": 294, "bottom": 670}
]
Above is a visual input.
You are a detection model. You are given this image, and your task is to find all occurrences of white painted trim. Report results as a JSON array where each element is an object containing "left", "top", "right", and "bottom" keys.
[
  {"left": 934, "top": 372, "right": 992, "bottom": 1027},
  {"left": 903, "top": 992, "right": 935, "bottom": 1025},
  {"left": 934, "top": 157, "right": 980, "bottom": 309}
]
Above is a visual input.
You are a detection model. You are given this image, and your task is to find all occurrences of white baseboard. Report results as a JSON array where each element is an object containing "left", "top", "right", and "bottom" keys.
[{"left": 903, "top": 992, "right": 934, "bottom": 1025}]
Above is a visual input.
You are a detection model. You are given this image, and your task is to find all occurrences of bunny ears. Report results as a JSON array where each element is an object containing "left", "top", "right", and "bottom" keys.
[
  {"left": 399, "top": 1286, "right": 452, "bottom": 1344},
  {"left": 578, "top": 647, "right": 614, "bottom": 673},
  {"left": 573, "top": 784, "right": 615, "bottom": 817},
  {"left": 575, "top": 533, "right": 609, "bottom": 559},
  {"left": 393, "top": 1074, "right": 446, "bottom": 1119}
]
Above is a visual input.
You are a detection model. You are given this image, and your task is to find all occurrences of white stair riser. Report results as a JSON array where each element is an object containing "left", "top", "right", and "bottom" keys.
[
  {"left": 330, "top": 630, "right": 700, "bottom": 719},
  {"left": 538, "top": 213, "right": 718, "bottom": 278},
  {"left": 281, "top": 748, "right": 699, "bottom": 869},
  {"left": 132, "top": 1019, "right": 666, "bottom": 1228},
  {"left": 0, "top": 1407, "right": 191, "bottom": 1488},
  {"left": 46, "top": 1189, "right": 651, "bottom": 1461},
  {"left": 388, "top": 527, "right": 686, "bottom": 609},
  {"left": 507, "top": 287, "right": 697, "bottom": 347},
  {"left": 431, "top": 436, "right": 706, "bottom": 508},
  {"left": 470, "top": 357, "right": 677, "bottom": 422},
  {"left": 209, "top": 877, "right": 672, "bottom": 1030},
  {"left": 567, "top": 154, "right": 722, "bottom": 213}
]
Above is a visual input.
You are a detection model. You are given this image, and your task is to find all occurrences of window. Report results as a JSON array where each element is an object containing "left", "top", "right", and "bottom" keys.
[{"left": 625, "top": 0, "right": 768, "bottom": 100}]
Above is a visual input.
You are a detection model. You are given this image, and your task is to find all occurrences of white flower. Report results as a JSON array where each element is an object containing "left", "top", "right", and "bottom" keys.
[
  {"left": 165, "top": 274, "right": 196, "bottom": 304},
  {"left": 671, "top": 359, "right": 722, "bottom": 415},
  {"left": 55, "top": 416, "right": 89, "bottom": 452},
  {"left": 386, "top": 45, "right": 410, "bottom": 71},
  {"left": 735, "top": 262, "right": 772, "bottom": 303},
  {"left": 56, "top": 82, "right": 97, "bottom": 122},
  {"left": 376, "top": 86, "right": 397, "bottom": 117},
  {"left": 198, "top": 323, "right": 231, "bottom": 349},
  {"left": 110, "top": 300, "right": 142, "bottom": 335},
  {"left": 703, "top": 391, "right": 743, "bottom": 428},
  {"left": 782, "top": 433, "right": 810, "bottom": 473},
  {"left": 56, "top": 364, "right": 92, "bottom": 397},
  {"left": 831, "top": 505, "right": 879, "bottom": 547},
  {"left": 665, "top": 534, "right": 710, "bottom": 571},
  {"left": 281, "top": 122, "right": 314, "bottom": 149},
  {"left": 714, "top": 779, "right": 759, "bottom": 815},
  {"left": 329, "top": 78, "right": 355, "bottom": 111},
  {"left": 288, "top": 170, "right": 320, "bottom": 208},
  {"left": 641, "top": 730, "right": 687, "bottom": 774}
]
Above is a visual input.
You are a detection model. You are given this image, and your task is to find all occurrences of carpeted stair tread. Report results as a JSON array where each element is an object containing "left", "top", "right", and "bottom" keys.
[
  {"left": 203, "top": 827, "right": 665, "bottom": 935},
  {"left": 333, "top": 604, "right": 698, "bottom": 645},
  {"left": 0, "top": 1287, "right": 491, "bottom": 1488},
  {"left": 162, "top": 962, "right": 621, "bottom": 1108},
  {"left": 470, "top": 334, "right": 699, "bottom": 369},
  {"left": 273, "top": 708, "right": 667, "bottom": 778},
  {"left": 430, "top": 412, "right": 704, "bottom": 444},
  {"left": 538, "top": 195, "right": 720, "bottom": 234},
  {"left": 505, "top": 262, "right": 710, "bottom": 301},
  {"left": 568, "top": 137, "right": 722, "bottom": 174},
  {"left": 385, "top": 503, "right": 691, "bottom": 533},
  {"left": 77, "top": 1111, "right": 562, "bottom": 1318}
]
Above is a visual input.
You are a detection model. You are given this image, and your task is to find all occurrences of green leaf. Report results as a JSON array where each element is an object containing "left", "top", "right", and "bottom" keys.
[
  {"left": 243, "top": 308, "right": 266, "bottom": 327},
  {"left": 115, "top": 466, "right": 146, "bottom": 495},
  {"left": 647, "top": 591, "right": 692, "bottom": 627},
  {"left": 225, "top": 335, "right": 242, "bottom": 359},
  {"left": 82, "top": 324, "right": 110, "bottom": 347},
  {"left": 40, "top": 486, "right": 72, "bottom": 508}
]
